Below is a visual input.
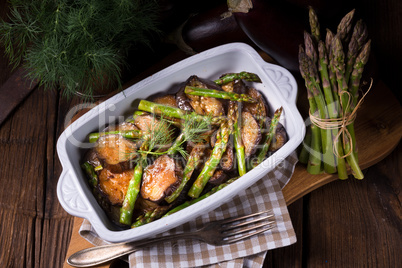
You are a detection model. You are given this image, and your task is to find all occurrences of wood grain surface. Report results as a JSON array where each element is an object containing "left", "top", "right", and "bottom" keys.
[{"left": 0, "top": 0, "right": 401, "bottom": 268}]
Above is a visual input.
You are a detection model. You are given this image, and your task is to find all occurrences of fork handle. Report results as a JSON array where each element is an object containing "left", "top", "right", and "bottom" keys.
[{"left": 67, "top": 232, "right": 200, "bottom": 267}]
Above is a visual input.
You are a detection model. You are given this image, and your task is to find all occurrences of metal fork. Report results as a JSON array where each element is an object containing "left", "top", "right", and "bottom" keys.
[{"left": 67, "top": 210, "right": 275, "bottom": 267}]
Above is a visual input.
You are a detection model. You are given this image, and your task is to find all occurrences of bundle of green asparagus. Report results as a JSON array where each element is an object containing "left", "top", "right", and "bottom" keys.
[{"left": 298, "top": 8, "right": 371, "bottom": 179}]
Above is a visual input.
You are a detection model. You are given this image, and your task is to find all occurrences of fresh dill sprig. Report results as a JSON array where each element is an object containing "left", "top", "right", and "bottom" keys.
[
  {"left": 137, "top": 114, "right": 176, "bottom": 156},
  {"left": 0, "top": 0, "right": 160, "bottom": 99},
  {"left": 182, "top": 113, "right": 213, "bottom": 144},
  {"left": 138, "top": 113, "right": 213, "bottom": 158}
]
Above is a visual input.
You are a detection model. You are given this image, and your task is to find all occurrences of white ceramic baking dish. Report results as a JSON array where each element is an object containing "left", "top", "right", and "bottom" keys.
[{"left": 56, "top": 42, "right": 305, "bottom": 243}]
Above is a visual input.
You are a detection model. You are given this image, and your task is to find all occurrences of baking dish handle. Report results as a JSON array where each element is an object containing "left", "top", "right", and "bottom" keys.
[
  {"left": 261, "top": 64, "right": 298, "bottom": 104},
  {"left": 57, "top": 169, "right": 91, "bottom": 218}
]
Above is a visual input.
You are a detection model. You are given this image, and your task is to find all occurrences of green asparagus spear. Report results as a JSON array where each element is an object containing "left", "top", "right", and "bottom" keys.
[
  {"left": 81, "top": 162, "right": 98, "bottom": 187},
  {"left": 349, "top": 40, "right": 371, "bottom": 108},
  {"left": 298, "top": 126, "right": 312, "bottom": 165},
  {"left": 188, "top": 121, "right": 231, "bottom": 198},
  {"left": 300, "top": 45, "right": 337, "bottom": 173},
  {"left": 299, "top": 46, "right": 322, "bottom": 174},
  {"left": 163, "top": 177, "right": 239, "bottom": 217},
  {"left": 184, "top": 86, "right": 257, "bottom": 103},
  {"left": 330, "top": 36, "right": 364, "bottom": 180},
  {"left": 304, "top": 31, "right": 318, "bottom": 65},
  {"left": 337, "top": 9, "right": 355, "bottom": 42},
  {"left": 131, "top": 206, "right": 170, "bottom": 228},
  {"left": 119, "top": 163, "right": 143, "bottom": 225},
  {"left": 88, "top": 129, "right": 143, "bottom": 143},
  {"left": 345, "top": 20, "right": 368, "bottom": 83},
  {"left": 164, "top": 145, "right": 205, "bottom": 203},
  {"left": 214, "top": 72, "right": 261, "bottom": 85},
  {"left": 255, "top": 107, "right": 283, "bottom": 166},
  {"left": 325, "top": 28, "right": 335, "bottom": 53},
  {"left": 233, "top": 119, "right": 246, "bottom": 176},
  {"left": 306, "top": 98, "right": 323, "bottom": 174},
  {"left": 317, "top": 41, "right": 337, "bottom": 116},
  {"left": 309, "top": 6, "right": 321, "bottom": 42},
  {"left": 138, "top": 100, "right": 226, "bottom": 125},
  {"left": 226, "top": 90, "right": 247, "bottom": 176},
  {"left": 318, "top": 40, "right": 348, "bottom": 179}
]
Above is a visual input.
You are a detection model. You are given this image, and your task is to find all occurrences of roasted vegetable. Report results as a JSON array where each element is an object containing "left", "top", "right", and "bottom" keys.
[
  {"left": 138, "top": 99, "right": 227, "bottom": 126},
  {"left": 165, "top": 144, "right": 205, "bottom": 203},
  {"left": 119, "top": 163, "right": 143, "bottom": 225},
  {"left": 255, "top": 107, "right": 283, "bottom": 166},
  {"left": 188, "top": 120, "right": 231, "bottom": 198},
  {"left": 133, "top": 113, "right": 172, "bottom": 137},
  {"left": 243, "top": 87, "right": 269, "bottom": 123},
  {"left": 224, "top": 79, "right": 247, "bottom": 176},
  {"left": 141, "top": 155, "right": 183, "bottom": 203},
  {"left": 131, "top": 206, "right": 170, "bottom": 228},
  {"left": 211, "top": 130, "right": 234, "bottom": 171},
  {"left": 269, "top": 121, "right": 288, "bottom": 152},
  {"left": 185, "top": 86, "right": 257, "bottom": 103},
  {"left": 241, "top": 111, "right": 261, "bottom": 158},
  {"left": 214, "top": 71, "right": 262, "bottom": 85},
  {"left": 208, "top": 169, "right": 229, "bottom": 186},
  {"left": 163, "top": 177, "right": 239, "bottom": 217},
  {"left": 95, "top": 134, "right": 137, "bottom": 173},
  {"left": 152, "top": 94, "right": 178, "bottom": 108},
  {"left": 176, "top": 75, "right": 225, "bottom": 116},
  {"left": 98, "top": 168, "right": 134, "bottom": 205}
]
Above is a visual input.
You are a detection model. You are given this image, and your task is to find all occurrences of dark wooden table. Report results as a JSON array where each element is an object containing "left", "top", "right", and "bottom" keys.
[{"left": 1, "top": 1, "right": 401, "bottom": 267}]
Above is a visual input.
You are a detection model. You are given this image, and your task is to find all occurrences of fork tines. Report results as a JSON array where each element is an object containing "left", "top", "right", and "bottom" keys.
[{"left": 221, "top": 210, "right": 275, "bottom": 244}]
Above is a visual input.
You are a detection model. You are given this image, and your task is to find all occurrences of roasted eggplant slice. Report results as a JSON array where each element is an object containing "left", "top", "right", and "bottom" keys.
[
  {"left": 241, "top": 111, "right": 262, "bottom": 158},
  {"left": 83, "top": 149, "right": 102, "bottom": 170},
  {"left": 141, "top": 155, "right": 183, "bottom": 203},
  {"left": 243, "top": 87, "right": 269, "bottom": 120},
  {"left": 176, "top": 75, "right": 225, "bottom": 116},
  {"left": 221, "top": 81, "right": 234, "bottom": 93},
  {"left": 210, "top": 129, "right": 234, "bottom": 171},
  {"left": 95, "top": 134, "right": 137, "bottom": 171},
  {"left": 208, "top": 169, "right": 229, "bottom": 186},
  {"left": 176, "top": 84, "right": 194, "bottom": 112},
  {"left": 269, "top": 122, "right": 288, "bottom": 152},
  {"left": 98, "top": 168, "right": 135, "bottom": 205},
  {"left": 220, "top": 143, "right": 234, "bottom": 171},
  {"left": 152, "top": 94, "right": 178, "bottom": 108},
  {"left": 105, "top": 122, "right": 138, "bottom": 132},
  {"left": 133, "top": 113, "right": 174, "bottom": 150}
]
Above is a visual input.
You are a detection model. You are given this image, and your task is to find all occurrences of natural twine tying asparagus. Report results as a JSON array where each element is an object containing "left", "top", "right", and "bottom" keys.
[{"left": 309, "top": 78, "right": 373, "bottom": 158}]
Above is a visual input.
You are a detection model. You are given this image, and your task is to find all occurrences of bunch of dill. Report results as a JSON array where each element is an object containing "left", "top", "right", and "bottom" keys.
[{"left": 0, "top": 0, "right": 160, "bottom": 99}]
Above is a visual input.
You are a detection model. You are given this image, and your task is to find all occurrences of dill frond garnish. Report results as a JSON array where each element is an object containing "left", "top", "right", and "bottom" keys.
[
  {"left": 138, "top": 112, "right": 214, "bottom": 159},
  {"left": 0, "top": 0, "right": 160, "bottom": 99}
]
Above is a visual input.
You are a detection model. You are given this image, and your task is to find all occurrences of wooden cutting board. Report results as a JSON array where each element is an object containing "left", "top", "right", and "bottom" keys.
[{"left": 62, "top": 76, "right": 401, "bottom": 268}]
